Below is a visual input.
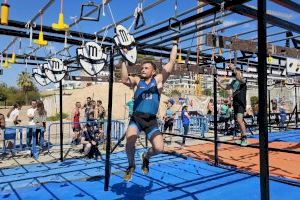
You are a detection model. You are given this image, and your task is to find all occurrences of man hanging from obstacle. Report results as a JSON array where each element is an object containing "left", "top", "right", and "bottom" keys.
[
  {"left": 121, "top": 40, "right": 178, "bottom": 181},
  {"left": 216, "top": 63, "right": 248, "bottom": 146}
]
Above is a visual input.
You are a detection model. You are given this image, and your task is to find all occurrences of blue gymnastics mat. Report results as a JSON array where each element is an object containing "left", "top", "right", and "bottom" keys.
[
  {"left": 249, "top": 130, "right": 300, "bottom": 142},
  {"left": 0, "top": 151, "right": 299, "bottom": 200}
]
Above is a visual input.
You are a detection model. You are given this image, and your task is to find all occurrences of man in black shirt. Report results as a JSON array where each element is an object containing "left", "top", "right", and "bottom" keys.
[{"left": 81, "top": 124, "right": 102, "bottom": 159}]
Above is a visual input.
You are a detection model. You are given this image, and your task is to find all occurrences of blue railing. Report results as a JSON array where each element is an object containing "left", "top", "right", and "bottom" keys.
[
  {"left": 1, "top": 125, "right": 45, "bottom": 158},
  {"left": 160, "top": 115, "right": 209, "bottom": 137},
  {"left": 47, "top": 120, "right": 125, "bottom": 147},
  {"left": 0, "top": 120, "right": 125, "bottom": 159}
]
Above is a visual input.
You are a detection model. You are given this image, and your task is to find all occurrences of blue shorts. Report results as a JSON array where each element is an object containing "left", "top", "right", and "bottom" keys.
[{"left": 128, "top": 119, "right": 160, "bottom": 139}]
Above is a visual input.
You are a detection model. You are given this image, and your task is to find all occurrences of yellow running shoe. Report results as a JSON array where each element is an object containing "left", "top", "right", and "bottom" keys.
[{"left": 124, "top": 166, "right": 135, "bottom": 182}]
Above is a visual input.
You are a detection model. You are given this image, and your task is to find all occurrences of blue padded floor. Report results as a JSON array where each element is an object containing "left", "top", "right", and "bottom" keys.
[
  {"left": 249, "top": 130, "right": 300, "bottom": 142},
  {"left": 0, "top": 150, "right": 299, "bottom": 200}
]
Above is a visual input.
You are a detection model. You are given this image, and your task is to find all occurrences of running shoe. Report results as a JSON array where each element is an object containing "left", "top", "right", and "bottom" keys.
[
  {"left": 124, "top": 166, "right": 135, "bottom": 182},
  {"left": 240, "top": 136, "right": 248, "bottom": 147},
  {"left": 141, "top": 152, "right": 149, "bottom": 175}
]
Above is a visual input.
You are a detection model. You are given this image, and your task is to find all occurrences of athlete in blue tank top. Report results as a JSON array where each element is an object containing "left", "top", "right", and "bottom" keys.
[
  {"left": 121, "top": 40, "right": 178, "bottom": 181},
  {"left": 133, "top": 78, "right": 160, "bottom": 115}
]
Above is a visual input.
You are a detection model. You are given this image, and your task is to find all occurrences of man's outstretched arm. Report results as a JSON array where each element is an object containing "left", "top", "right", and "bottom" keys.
[
  {"left": 229, "top": 63, "right": 246, "bottom": 83},
  {"left": 156, "top": 40, "right": 178, "bottom": 84},
  {"left": 121, "top": 61, "right": 139, "bottom": 89},
  {"left": 215, "top": 77, "right": 231, "bottom": 90}
]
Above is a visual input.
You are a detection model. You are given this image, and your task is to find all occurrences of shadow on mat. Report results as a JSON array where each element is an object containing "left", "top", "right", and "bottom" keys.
[{"left": 111, "top": 180, "right": 153, "bottom": 200}]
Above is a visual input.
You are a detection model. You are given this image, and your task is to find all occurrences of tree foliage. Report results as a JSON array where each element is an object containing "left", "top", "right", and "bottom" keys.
[
  {"left": 219, "top": 89, "right": 229, "bottom": 98},
  {"left": 16, "top": 72, "right": 36, "bottom": 105},
  {"left": 170, "top": 89, "right": 181, "bottom": 97},
  {"left": 0, "top": 75, "right": 40, "bottom": 106},
  {"left": 17, "top": 72, "right": 34, "bottom": 92},
  {"left": 250, "top": 96, "right": 259, "bottom": 106},
  {"left": 203, "top": 89, "right": 212, "bottom": 96}
]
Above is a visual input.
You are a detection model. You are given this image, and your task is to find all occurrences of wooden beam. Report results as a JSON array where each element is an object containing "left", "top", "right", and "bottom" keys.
[{"left": 206, "top": 33, "right": 300, "bottom": 58}]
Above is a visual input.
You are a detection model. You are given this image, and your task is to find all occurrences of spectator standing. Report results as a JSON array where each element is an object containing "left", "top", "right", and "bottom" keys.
[
  {"left": 33, "top": 101, "right": 47, "bottom": 146},
  {"left": 72, "top": 102, "right": 82, "bottom": 145},
  {"left": 163, "top": 99, "right": 175, "bottom": 133},
  {"left": 6, "top": 103, "right": 21, "bottom": 126},
  {"left": 83, "top": 97, "right": 92, "bottom": 121},
  {"left": 87, "top": 100, "right": 96, "bottom": 125},
  {"left": 181, "top": 105, "right": 190, "bottom": 146},
  {"left": 96, "top": 100, "right": 106, "bottom": 128},
  {"left": 27, "top": 100, "right": 37, "bottom": 146}
]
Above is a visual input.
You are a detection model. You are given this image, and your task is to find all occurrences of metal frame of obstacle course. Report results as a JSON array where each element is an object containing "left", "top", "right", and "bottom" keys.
[{"left": 0, "top": 0, "right": 300, "bottom": 199}]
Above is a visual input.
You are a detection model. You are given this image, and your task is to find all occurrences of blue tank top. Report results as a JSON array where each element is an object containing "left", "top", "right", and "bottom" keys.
[{"left": 133, "top": 79, "right": 160, "bottom": 115}]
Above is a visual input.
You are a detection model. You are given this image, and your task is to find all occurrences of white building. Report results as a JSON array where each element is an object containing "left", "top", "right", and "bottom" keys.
[{"left": 164, "top": 74, "right": 213, "bottom": 95}]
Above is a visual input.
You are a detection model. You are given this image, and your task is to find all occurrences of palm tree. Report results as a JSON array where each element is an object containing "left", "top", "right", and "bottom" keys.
[{"left": 17, "top": 72, "right": 34, "bottom": 105}]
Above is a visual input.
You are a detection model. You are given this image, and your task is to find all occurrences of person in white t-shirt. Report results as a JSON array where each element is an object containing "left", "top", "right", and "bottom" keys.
[
  {"left": 6, "top": 103, "right": 21, "bottom": 126},
  {"left": 0, "top": 113, "right": 5, "bottom": 136},
  {"left": 5, "top": 103, "right": 21, "bottom": 151},
  {"left": 26, "top": 100, "right": 37, "bottom": 146}
]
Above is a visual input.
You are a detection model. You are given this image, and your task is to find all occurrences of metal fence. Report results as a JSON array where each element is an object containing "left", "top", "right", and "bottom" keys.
[{"left": 0, "top": 120, "right": 125, "bottom": 158}]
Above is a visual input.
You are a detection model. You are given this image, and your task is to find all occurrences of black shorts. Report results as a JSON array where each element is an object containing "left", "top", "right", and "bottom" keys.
[
  {"left": 233, "top": 102, "right": 245, "bottom": 117},
  {"left": 83, "top": 143, "right": 99, "bottom": 159},
  {"left": 129, "top": 112, "right": 160, "bottom": 139},
  {"left": 87, "top": 120, "right": 97, "bottom": 127},
  {"left": 219, "top": 116, "right": 230, "bottom": 122},
  {"left": 164, "top": 119, "right": 174, "bottom": 132},
  {"left": 73, "top": 127, "right": 81, "bottom": 132}
]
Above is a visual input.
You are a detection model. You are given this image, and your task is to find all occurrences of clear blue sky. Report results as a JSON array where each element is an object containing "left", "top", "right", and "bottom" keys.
[{"left": 0, "top": 0, "right": 299, "bottom": 90}]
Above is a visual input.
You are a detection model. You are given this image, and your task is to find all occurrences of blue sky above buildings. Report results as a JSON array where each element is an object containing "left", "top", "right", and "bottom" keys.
[{"left": 0, "top": 0, "right": 299, "bottom": 89}]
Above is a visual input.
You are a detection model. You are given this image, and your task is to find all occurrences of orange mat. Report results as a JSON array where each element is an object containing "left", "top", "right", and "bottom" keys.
[{"left": 168, "top": 139, "right": 300, "bottom": 181}]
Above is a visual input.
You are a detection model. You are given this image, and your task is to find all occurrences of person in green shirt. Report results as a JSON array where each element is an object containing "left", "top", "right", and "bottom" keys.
[
  {"left": 219, "top": 99, "right": 231, "bottom": 131},
  {"left": 125, "top": 98, "right": 134, "bottom": 118},
  {"left": 216, "top": 64, "right": 247, "bottom": 146},
  {"left": 220, "top": 99, "right": 230, "bottom": 119}
]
